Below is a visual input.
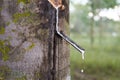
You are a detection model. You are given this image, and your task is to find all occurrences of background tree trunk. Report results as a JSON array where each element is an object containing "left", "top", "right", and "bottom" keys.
[
  {"left": 0, "top": 0, "right": 70, "bottom": 80},
  {"left": 90, "top": 0, "right": 95, "bottom": 46}
]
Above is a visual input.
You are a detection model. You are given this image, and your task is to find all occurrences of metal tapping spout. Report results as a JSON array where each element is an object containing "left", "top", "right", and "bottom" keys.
[{"left": 48, "top": 0, "right": 85, "bottom": 59}]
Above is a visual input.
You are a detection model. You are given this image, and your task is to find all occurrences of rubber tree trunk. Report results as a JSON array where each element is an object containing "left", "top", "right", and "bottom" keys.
[{"left": 0, "top": 0, "right": 70, "bottom": 80}]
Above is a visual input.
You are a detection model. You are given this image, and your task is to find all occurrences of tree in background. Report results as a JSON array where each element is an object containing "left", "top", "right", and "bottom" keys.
[
  {"left": 70, "top": 0, "right": 119, "bottom": 46},
  {"left": 89, "top": 0, "right": 117, "bottom": 45}
]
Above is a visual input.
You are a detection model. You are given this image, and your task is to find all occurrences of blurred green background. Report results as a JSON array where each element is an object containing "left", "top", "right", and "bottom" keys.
[{"left": 70, "top": 0, "right": 120, "bottom": 80}]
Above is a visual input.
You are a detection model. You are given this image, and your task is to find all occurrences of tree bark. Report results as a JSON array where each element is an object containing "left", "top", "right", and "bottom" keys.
[{"left": 0, "top": 0, "right": 70, "bottom": 80}]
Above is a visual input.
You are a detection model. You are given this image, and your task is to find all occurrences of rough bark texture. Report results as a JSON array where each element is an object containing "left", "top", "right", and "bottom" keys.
[{"left": 0, "top": 0, "right": 69, "bottom": 80}]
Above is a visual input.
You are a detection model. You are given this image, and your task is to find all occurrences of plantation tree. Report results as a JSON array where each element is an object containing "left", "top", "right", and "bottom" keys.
[
  {"left": 89, "top": 0, "right": 117, "bottom": 45},
  {"left": 70, "top": 3, "right": 90, "bottom": 33},
  {"left": 0, "top": 0, "right": 70, "bottom": 80}
]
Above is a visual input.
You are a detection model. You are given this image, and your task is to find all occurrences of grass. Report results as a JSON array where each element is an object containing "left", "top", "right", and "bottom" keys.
[{"left": 70, "top": 33, "right": 120, "bottom": 80}]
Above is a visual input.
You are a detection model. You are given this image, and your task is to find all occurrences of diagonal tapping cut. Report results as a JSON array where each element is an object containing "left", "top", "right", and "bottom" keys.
[{"left": 48, "top": 0, "right": 62, "bottom": 8}]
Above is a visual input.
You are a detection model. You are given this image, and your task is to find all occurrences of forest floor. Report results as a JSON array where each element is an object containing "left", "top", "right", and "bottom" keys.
[{"left": 70, "top": 33, "right": 120, "bottom": 80}]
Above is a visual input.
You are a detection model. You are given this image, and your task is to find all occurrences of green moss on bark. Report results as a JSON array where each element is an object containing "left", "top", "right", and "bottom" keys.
[
  {"left": 18, "top": 0, "right": 30, "bottom": 4},
  {"left": 0, "top": 27, "right": 5, "bottom": 34},
  {"left": 15, "top": 76, "right": 27, "bottom": 80},
  {"left": 13, "top": 11, "right": 31, "bottom": 23},
  {"left": 0, "top": 66, "right": 11, "bottom": 80},
  {"left": 34, "top": 72, "right": 41, "bottom": 79},
  {"left": 25, "top": 43, "right": 35, "bottom": 51},
  {"left": 0, "top": 40, "right": 10, "bottom": 61},
  {"left": 0, "top": 8, "right": 2, "bottom": 12}
]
